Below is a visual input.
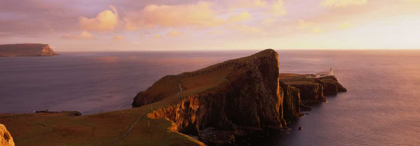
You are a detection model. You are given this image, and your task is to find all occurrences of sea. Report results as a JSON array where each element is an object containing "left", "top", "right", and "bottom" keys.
[{"left": 1, "top": 50, "right": 420, "bottom": 146}]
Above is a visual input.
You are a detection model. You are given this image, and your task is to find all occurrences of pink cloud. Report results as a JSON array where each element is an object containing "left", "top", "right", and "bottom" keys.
[
  {"left": 61, "top": 31, "right": 95, "bottom": 40},
  {"left": 78, "top": 5, "right": 119, "bottom": 31},
  {"left": 124, "top": 2, "right": 224, "bottom": 30}
]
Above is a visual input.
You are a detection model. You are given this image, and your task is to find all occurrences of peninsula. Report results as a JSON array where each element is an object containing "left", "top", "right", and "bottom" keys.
[
  {"left": 0, "top": 49, "right": 346, "bottom": 145},
  {"left": 0, "top": 44, "right": 58, "bottom": 57}
]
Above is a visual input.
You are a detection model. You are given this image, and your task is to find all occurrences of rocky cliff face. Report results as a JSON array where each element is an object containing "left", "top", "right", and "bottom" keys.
[
  {"left": 280, "top": 82, "right": 302, "bottom": 121},
  {"left": 134, "top": 49, "right": 286, "bottom": 136},
  {"left": 0, "top": 44, "right": 57, "bottom": 57},
  {"left": 288, "top": 83, "right": 326, "bottom": 104},
  {"left": 315, "top": 76, "right": 347, "bottom": 95},
  {"left": 0, "top": 124, "right": 14, "bottom": 146}
]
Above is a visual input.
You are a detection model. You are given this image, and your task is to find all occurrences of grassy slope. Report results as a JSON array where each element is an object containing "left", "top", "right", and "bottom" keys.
[
  {"left": 0, "top": 58, "right": 236, "bottom": 146},
  {"left": 279, "top": 73, "right": 317, "bottom": 85}
]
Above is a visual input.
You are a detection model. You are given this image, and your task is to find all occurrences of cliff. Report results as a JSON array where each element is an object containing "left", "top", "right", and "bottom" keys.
[
  {"left": 0, "top": 44, "right": 57, "bottom": 57},
  {"left": 133, "top": 49, "right": 285, "bottom": 136},
  {"left": 0, "top": 124, "right": 14, "bottom": 146},
  {"left": 279, "top": 74, "right": 347, "bottom": 105}
]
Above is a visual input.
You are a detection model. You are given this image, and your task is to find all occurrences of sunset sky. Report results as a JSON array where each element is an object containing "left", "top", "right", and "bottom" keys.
[{"left": 1, "top": 0, "right": 420, "bottom": 51}]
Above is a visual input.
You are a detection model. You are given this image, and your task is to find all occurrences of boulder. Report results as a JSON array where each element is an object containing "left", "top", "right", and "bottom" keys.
[{"left": 0, "top": 124, "right": 14, "bottom": 146}]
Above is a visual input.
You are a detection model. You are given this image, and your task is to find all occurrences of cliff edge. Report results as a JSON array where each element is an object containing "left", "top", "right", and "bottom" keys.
[{"left": 0, "top": 44, "right": 57, "bottom": 57}]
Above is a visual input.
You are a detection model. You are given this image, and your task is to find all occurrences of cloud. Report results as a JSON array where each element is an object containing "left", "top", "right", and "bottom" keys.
[
  {"left": 321, "top": 0, "right": 367, "bottom": 7},
  {"left": 207, "top": 29, "right": 223, "bottom": 34},
  {"left": 228, "top": 12, "right": 253, "bottom": 23},
  {"left": 228, "top": 0, "right": 286, "bottom": 17},
  {"left": 338, "top": 22, "right": 354, "bottom": 29},
  {"left": 166, "top": 30, "right": 184, "bottom": 37},
  {"left": 269, "top": 0, "right": 287, "bottom": 16},
  {"left": 124, "top": 2, "right": 223, "bottom": 30},
  {"left": 261, "top": 18, "right": 276, "bottom": 27},
  {"left": 154, "top": 35, "right": 161, "bottom": 39},
  {"left": 227, "top": 0, "right": 267, "bottom": 10},
  {"left": 298, "top": 20, "right": 323, "bottom": 33},
  {"left": 233, "top": 25, "right": 265, "bottom": 34},
  {"left": 79, "top": 5, "right": 118, "bottom": 31},
  {"left": 112, "top": 35, "right": 126, "bottom": 41},
  {"left": 61, "top": 31, "right": 95, "bottom": 40}
]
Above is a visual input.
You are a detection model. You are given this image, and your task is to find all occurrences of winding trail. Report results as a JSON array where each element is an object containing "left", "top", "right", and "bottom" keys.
[{"left": 104, "top": 80, "right": 183, "bottom": 146}]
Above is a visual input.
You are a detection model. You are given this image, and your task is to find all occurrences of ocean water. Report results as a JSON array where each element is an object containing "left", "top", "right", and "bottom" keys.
[{"left": 1, "top": 50, "right": 420, "bottom": 145}]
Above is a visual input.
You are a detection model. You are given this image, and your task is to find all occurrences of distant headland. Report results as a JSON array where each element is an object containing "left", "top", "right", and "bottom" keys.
[{"left": 0, "top": 44, "right": 58, "bottom": 57}]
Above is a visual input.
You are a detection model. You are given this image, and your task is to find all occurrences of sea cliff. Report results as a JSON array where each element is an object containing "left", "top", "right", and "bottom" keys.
[
  {"left": 0, "top": 44, "right": 57, "bottom": 57},
  {"left": 133, "top": 49, "right": 347, "bottom": 144},
  {"left": 133, "top": 49, "right": 285, "bottom": 144}
]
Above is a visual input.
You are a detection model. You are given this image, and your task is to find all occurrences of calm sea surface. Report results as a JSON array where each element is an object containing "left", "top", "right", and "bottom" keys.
[{"left": 1, "top": 50, "right": 420, "bottom": 145}]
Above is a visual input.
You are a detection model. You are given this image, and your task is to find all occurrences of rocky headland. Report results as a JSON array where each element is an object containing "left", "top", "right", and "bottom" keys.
[
  {"left": 0, "top": 44, "right": 58, "bottom": 57},
  {"left": 132, "top": 49, "right": 347, "bottom": 144},
  {"left": 0, "top": 49, "right": 346, "bottom": 146}
]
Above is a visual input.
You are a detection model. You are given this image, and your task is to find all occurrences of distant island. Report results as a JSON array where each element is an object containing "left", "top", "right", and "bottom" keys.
[
  {"left": 0, "top": 49, "right": 346, "bottom": 145},
  {"left": 0, "top": 44, "right": 57, "bottom": 57}
]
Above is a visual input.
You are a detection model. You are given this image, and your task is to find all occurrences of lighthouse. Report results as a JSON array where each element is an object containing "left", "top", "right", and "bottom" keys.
[{"left": 330, "top": 68, "right": 334, "bottom": 75}]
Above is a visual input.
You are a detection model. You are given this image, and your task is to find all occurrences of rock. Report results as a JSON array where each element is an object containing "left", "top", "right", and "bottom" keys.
[
  {"left": 288, "top": 83, "right": 326, "bottom": 104},
  {"left": 280, "top": 82, "right": 302, "bottom": 121},
  {"left": 316, "top": 79, "right": 338, "bottom": 95},
  {"left": 133, "top": 49, "right": 285, "bottom": 136},
  {"left": 0, "top": 43, "right": 58, "bottom": 57},
  {"left": 316, "top": 76, "right": 347, "bottom": 92},
  {"left": 0, "top": 124, "right": 15, "bottom": 146}
]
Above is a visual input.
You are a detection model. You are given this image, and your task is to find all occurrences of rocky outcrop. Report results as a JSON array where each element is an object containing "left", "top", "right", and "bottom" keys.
[
  {"left": 280, "top": 82, "right": 302, "bottom": 121},
  {"left": 0, "top": 44, "right": 57, "bottom": 57},
  {"left": 0, "top": 124, "right": 14, "bottom": 146},
  {"left": 288, "top": 83, "right": 326, "bottom": 104},
  {"left": 134, "top": 49, "right": 286, "bottom": 138},
  {"left": 316, "top": 76, "right": 347, "bottom": 95},
  {"left": 279, "top": 74, "right": 347, "bottom": 105}
]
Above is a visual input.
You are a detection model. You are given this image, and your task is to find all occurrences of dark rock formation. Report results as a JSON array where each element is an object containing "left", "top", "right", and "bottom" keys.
[
  {"left": 316, "top": 76, "right": 347, "bottom": 93},
  {"left": 280, "top": 82, "right": 302, "bottom": 121},
  {"left": 0, "top": 124, "right": 14, "bottom": 146},
  {"left": 0, "top": 44, "right": 57, "bottom": 57},
  {"left": 288, "top": 83, "right": 326, "bottom": 104},
  {"left": 134, "top": 49, "right": 285, "bottom": 138}
]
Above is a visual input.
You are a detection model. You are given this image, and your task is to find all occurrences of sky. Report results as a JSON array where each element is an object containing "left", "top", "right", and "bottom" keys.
[{"left": 0, "top": 0, "right": 420, "bottom": 51}]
